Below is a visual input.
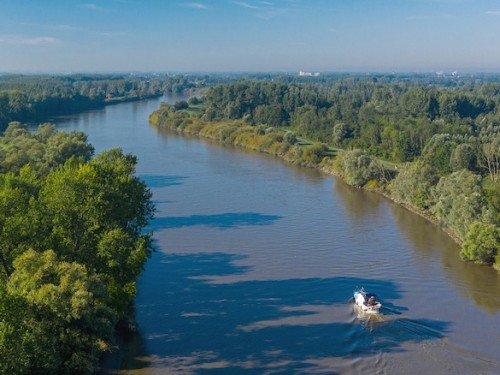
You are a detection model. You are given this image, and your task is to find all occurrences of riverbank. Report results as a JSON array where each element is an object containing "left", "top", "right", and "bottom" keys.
[
  {"left": 147, "top": 111, "right": 435, "bottom": 222},
  {"left": 104, "top": 93, "right": 163, "bottom": 105},
  {"left": 149, "top": 105, "right": 499, "bottom": 271}
]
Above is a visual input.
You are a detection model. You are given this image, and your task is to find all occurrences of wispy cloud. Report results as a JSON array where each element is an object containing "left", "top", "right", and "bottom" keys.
[
  {"left": 50, "top": 24, "right": 80, "bottom": 31},
  {"left": 96, "top": 31, "right": 128, "bottom": 37},
  {"left": 0, "top": 35, "right": 58, "bottom": 46},
  {"left": 14, "top": 22, "right": 80, "bottom": 31},
  {"left": 231, "top": 0, "right": 300, "bottom": 20},
  {"left": 232, "top": 1, "right": 260, "bottom": 9},
  {"left": 185, "top": 2, "right": 207, "bottom": 9},
  {"left": 485, "top": 10, "right": 500, "bottom": 16},
  {"left": 80, "top": 3, "right": 108, "bottom": 11},
  {"left": 406, "top": 13, "right": 452, "bottom": 21}
]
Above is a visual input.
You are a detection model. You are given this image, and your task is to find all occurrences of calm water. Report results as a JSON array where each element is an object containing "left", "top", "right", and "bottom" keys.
[{"left": 53, "top": 97, "right": 500, "bottom": 375}]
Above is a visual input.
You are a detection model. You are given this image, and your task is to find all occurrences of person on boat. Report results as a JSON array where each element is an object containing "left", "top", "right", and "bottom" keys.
[{"left": 367, "top": 296, "right": 377, "bottom": 306}]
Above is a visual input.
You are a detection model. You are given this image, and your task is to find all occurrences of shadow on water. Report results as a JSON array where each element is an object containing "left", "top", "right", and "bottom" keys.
[
  {"left": 139, "top": 175, "right": 189, "bottom": 188},
  {"left": 149, "top": 212, "right": 282, "bottom": 231},
  {"left": 105, "top": 252, "right": 451, "bottom": 374}
]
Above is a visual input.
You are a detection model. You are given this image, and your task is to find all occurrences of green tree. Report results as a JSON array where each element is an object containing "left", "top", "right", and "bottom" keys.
[
  {"left": 421, "top": 133, "right": 456, "bottom": 174},
  {"left": 7, "top": 249, "right": 115, "bottom": 374},
  {"left": 299, "top": 143, "right": 329, "bottom": 165},
  {"left": 39, "top": 149, "right": 154, "bottom": 317},
  {"left": 332, "top": 122, "right": 352, "bottom": 146},
  {"left": 44, "top": 130, "right": 94, "bottom": 170},
  {"left": 0, "top": 166, "right": 42, "bottom": 279},
  {"left": 0, "top": 282, "right": 32, "bottom": 374},
  {"left": 0, "top": 122, "right": 94, "bottom": 176},
  {"left": 431, "top": 170, "right": 484, "bottom": 240},
  {"left": 450, "top": 143, "right": 478, "bottom": 172},
  {"left": 460, "top": 222, "right": 499, "bottom": 264},
  {"left": 335, "top": 150, "right": 382, "bottom": 187},
  {"left": 389, "top": 161, "right": 439, "bottom": 209},
  {"left": 480, "top": 136, "right": 499, "bottom": 182}
]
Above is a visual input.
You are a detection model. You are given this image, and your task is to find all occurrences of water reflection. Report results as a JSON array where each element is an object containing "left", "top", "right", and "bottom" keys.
[
  {"left": 106, "top": 252, "right": 450, "bottom": 374},
  {"left": 333, "top": 179, "right": 386, "bottom": 221},
  {"left": 391, "top": 203, "right": 500, "bottom": 314}
]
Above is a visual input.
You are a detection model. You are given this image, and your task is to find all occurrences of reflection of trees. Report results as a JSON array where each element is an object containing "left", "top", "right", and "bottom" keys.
[
  {"left": 333, "top": 178, "right": 386, "bottom": 222},
  {"left": 101, "top": 314, "right": 151, "bottom": 372},
  {"left": 391, "top": 205, "right": 500, "bottom": 314},
  {"left": 150, "top": 120, "right": 327, "bottom": 187},
  {"left": 112, "top": 252, "right": 450, "bottom": 374}
]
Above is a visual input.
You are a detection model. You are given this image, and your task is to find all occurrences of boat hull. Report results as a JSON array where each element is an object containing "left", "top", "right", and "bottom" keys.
[{"left": 354, "top": 290, "right": 381, "bottom": 314}]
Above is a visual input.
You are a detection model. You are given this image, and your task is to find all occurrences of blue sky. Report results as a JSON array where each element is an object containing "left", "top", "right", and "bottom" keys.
[{"left": 1, "top": 0, "right": 500, "bottom": 73}]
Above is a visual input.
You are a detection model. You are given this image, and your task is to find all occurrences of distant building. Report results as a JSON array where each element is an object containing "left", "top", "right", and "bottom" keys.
[{"left": 299, "top": 71, "right": 320, "bottom": 77}]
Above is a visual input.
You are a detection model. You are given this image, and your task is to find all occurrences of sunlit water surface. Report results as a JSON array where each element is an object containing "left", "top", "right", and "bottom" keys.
[{"left": 51, "top": 97, "right": 499, "bottom": 375}]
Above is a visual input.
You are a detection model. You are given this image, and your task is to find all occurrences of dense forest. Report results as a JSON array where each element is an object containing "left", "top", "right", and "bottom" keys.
[
  {"left": 150, "top": 77, "right": 499, "bottom": 269},
  {"left": 0, "top": 74, "right": 211, "bottom": 131},
  {"left": 0, "top": 122, "right": 154, "bottom": 373}
]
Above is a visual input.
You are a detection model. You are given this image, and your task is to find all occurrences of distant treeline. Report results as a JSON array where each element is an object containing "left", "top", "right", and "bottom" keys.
[
  {"left": 150, "top": 77, "right": 499, "bottom": 269},
  {"left": 0, "top": 74, "right": 210, "bottom": 131}
]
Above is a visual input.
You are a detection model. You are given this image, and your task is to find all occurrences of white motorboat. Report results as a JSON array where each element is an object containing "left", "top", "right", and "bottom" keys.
[{"left": 353, "top": 288, "right": 382, "bottom": 314}]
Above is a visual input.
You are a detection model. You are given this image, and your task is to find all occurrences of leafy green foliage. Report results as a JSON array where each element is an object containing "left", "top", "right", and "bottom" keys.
[
  {"left": 431, "top": 170, "right": 484, "bottom": 240},
  {"left": 389, "top": 161, "right": 440, "bottom": 209},
  {"left": 0, "top": 282, "right": 31, "bottom": 374},
  {"left": 0, "top": 122, "right": 94, "bottom": 176},
  {"left": 335, "top": 150, "right": 384, "bottom": 187},
  {"left": 200, "top": 78, "right": 499, "bottom": 163},
  {"left": 299, "top": 143, "right": 329, "bottom": 165},
  {"left": 450, "top": 143, "right": 478, "bottom": 172},
  {"left": 7, "top": 249, "right": 115, "bottom": 374},
  {"left": 460, "top": 222, "right": 499, "bottom": 264},
  {"left": 0, "top": 74, "right": 212, "bottom": 130},
  {"left": 0, "top": 125, "right": 154, "bottom": 373},
  {"left": 421, "top": 134, "right": 457, "bottom": 174}
]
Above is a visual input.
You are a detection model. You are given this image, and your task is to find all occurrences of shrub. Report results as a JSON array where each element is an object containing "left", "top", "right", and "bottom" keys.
[
  {"left": 338, "top": 150, "right": 381, "bottom": 187},
  {"left": 300, "top": 143, "right": 329, "bottom": 165}
]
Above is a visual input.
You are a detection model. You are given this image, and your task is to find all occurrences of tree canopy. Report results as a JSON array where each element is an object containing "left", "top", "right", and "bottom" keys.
[{"left": 0, "top": 125, "right": 154, "bottom": 374}]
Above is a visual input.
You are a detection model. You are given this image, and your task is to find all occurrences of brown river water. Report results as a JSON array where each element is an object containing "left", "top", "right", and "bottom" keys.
[{"left": 52, "top": 96, "right": 499, "bottom": 375}]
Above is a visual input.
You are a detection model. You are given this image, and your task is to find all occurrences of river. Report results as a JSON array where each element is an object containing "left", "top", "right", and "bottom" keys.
[{"left": 52, "top": 96, "right": 500, "bottom": 375}]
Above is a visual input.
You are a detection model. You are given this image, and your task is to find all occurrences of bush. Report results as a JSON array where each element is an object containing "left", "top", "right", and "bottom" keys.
[
  {"left": 337, "top": 150, "right": 381, "bottom": 187},
  {"left": 299, "top": 143, "right": 328, "bottom": 165}
]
